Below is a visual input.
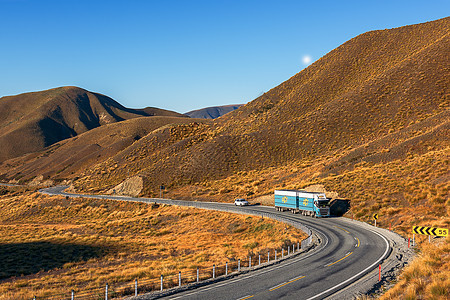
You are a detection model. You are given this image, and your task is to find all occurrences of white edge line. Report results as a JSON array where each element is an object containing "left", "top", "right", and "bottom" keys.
[{"left": 305, "top": 228, "right": 390, "bottom": 300}]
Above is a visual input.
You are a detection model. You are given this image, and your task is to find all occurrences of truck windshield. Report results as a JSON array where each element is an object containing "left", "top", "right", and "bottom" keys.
[{"left": 317, "top": 200, "right": 329, "bottom": 207}]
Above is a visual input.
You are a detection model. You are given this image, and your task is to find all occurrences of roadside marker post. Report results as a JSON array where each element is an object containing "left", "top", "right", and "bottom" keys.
[
  {"left": 135, "top": 279, "right": 138, "bottom": 296},
  {"left": 238, "top": 259, "right": 241, "bottom": 271},
  {"left": 378, "top": 265, "right": 381, "bottom": 281},
  {"left": 159, "top": 185, "right": 165, "bottom": 198},
  {"left": 268, "top": 251, "right": 270, "bottom": 263},
  {"left": 249, "top": 257, "right": 251, "bottom": 268},
  {"left": 197, "top": 267, "right": 199, "bottom": 282},
  {"left": 259, "top": 254, "right": 261, "bottom": 265},
  {"left": 213, "top": 264, "right": 215, "bottom": 279},
  {"left": 160, "top": 275, "right": 163, "bottom": 291},
  {"left": 225, "top": 262, "right": 228, "bottom": 275},
  {"left": 105, "top": 283, "right": 108, "bottom": 300},
  {"left": 71, "top": 290, "right": 74, "bottom": 300},
  {"left": 178, "top": 271, "right": 181, "bottom": 287}
]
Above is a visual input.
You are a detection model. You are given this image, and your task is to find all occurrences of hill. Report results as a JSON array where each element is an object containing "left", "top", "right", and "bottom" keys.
[
  {"left": 67, "top": 17, "right": 448, "bottom": 200},
  {"left": 0, "top": 116, "right": 209, "bottom": 183},
  {"left": 185, "top": 104, "right": 244, "bottom": 119},
  {"left": 0, "top": 86, "right": 186, "bottom": 162}
]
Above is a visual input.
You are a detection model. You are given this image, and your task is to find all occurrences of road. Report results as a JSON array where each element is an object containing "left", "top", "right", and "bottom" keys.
[{"left": 40, "top": 186, "right": 401, "bottom": 300}]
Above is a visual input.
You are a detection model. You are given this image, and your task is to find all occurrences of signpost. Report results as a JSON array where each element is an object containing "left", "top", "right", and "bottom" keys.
[
  {"left": 160, "top": 185, "right": 165, "bottom": 198},
  {"left": 373, "top": 213, "right": 378, "bottom": 227},
  {"left": 412, "top": 226, "right": 448, "bottom": 243}
]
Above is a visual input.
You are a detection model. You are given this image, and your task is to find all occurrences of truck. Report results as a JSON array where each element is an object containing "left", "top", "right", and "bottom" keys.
[{"left": 274, "top": 190, "right": 330, "bottom": 217}]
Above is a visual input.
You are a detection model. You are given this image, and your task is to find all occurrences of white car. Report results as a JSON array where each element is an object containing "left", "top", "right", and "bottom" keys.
[{"left": 234, "top": 198, "right": 249, "bottom": 206}]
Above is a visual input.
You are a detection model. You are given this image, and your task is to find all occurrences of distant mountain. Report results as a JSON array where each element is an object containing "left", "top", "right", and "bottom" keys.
[
  {"left": 185, "top": 104, "right": 244, "bottom": 119},
  {"left": 0, "top": 86, "right": 186, "bottom": 162}
]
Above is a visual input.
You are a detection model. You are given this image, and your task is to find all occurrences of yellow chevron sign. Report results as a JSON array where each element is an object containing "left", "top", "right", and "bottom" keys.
[
  {"left": 373, "top": 213, "right": 378, "bottom": 220},
  {"left": 413, "top": 226, "right": 448, "bottom": 237}
]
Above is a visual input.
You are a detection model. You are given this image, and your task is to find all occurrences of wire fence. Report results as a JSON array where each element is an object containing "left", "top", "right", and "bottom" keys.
[{"left": 31, "top": 190, "right": 314, "bottom": 300}]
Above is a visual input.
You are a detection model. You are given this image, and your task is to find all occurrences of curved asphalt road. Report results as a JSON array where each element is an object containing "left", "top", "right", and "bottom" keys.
[{"left": 40, "top": 186, "right": 390, "bottom": 300}]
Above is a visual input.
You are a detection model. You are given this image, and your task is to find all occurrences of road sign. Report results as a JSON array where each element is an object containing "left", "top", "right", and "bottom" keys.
[
  {"left": 413, "top": 226, "right": 448, "bottom": 237},
  {"left": 373, "top": 213, "right": 378, "bottom": 220}
]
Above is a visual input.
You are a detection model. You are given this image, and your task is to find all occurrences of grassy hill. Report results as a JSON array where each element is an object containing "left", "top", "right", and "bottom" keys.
[
  {"left": 0, "top": 86, "right": 186, "bottom": 163},
  {"left": 0, "top": 116, "right": 209, "bottom": 182},
  {"left": 69, "top": 17, "right": 448, "bottom": 202}
]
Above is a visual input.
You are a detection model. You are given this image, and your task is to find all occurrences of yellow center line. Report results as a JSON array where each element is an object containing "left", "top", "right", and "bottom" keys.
[
  {"left": 326, "top": 252, "right": 353, "bottom": 267},
  {"left": 334, "top": 225, "right": 350, "bottom": 233},
  {"left": 238, "top": 295, "right": 254, "bottom": 300},
  {"left": 269, "top": 276, "right": 305, "bottom": 291},
  {"left": 355, "top": 237, "right": 360, "bottom": 248}
]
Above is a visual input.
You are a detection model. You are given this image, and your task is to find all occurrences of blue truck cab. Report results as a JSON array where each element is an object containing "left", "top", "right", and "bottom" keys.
[{"left": 274, "top": 190, "right": 330, "bottom": 217}]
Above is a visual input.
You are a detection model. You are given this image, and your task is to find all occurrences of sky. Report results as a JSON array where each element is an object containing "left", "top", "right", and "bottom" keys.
[{"left": 0, "top": 1, "right": 449, "bottom": 113}]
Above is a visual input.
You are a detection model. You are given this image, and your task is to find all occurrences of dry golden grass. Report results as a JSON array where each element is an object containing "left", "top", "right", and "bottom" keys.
[
  {"left": 0, "top": 187, "right": 305, "bottom": 299},
  {"left": 380, "top": 236, "right": 449, "bottom": 300}
]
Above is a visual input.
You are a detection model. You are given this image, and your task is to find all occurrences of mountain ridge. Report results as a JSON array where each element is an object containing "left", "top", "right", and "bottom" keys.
[{"left": 185, "top": 104, "right": 244, "bottom": 119}]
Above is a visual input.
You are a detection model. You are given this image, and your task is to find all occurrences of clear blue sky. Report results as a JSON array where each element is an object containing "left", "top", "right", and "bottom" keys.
[{"left": 1, "top": 0, "right": 448, "bottom": 113}]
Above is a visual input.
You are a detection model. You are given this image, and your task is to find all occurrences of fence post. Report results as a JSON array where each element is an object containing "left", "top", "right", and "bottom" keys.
[
  {"left": 213, "top": 264, "right": 215, "bottom": 279},
  {"left": 197, "top": 267, "right": 199, "bottom": 282},
  {"left": 179, "top": 271, "right": 181, "bottom": 287},
  {"left": 238, "top": 259, "right": 241, "bottom": 271},
  {"left": 226, "top": 262, "right": 228, "bottom": 275},
  {"left": 135, "top": 279, "right": 138, "bottom": 296},
  {"left": 105, "top": 283, "right": 108, "bottom": 300},
  {"left": 161, "top": 275, "right": 163, "bottom": 291},
  {"left": 71, "top": 290, "right": 74, "bottom": 300}
]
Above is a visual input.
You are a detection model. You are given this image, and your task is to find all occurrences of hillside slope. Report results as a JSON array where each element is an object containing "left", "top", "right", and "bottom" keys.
[
  {"left": 185, "top": 104, "right": 244, "bottom": 119},
  {"left": 69, "top": 17, "right": 448, "bottom": 199},
  {"left": 0, "top": 116, "right": 209, "bottom": 182},
  {"left": 0, "top": 86, "right": 186, "bottom": 162}
]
